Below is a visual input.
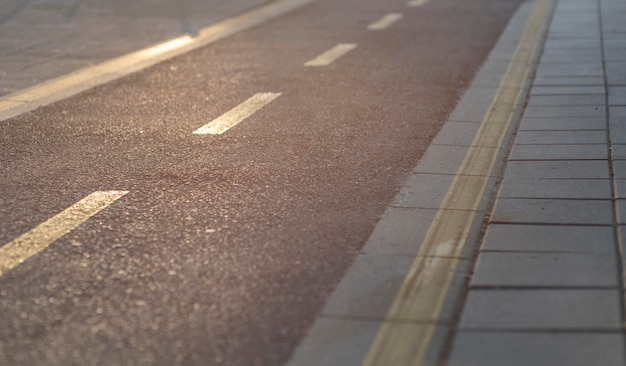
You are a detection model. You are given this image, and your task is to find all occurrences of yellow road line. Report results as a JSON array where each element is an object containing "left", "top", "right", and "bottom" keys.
[
  {"left": 362, "top": 0, "right": 551, "bottom": 365},
  {"left": 0, "top": 0, "right": 314, "bottom": 122},
  {"left": 0, "top": 191, "right": 127, "bottom": 276},
  {"left": 304, "top": 43, "right": 358, "bottom": 67},
  {"left": 407, "top": 0, "right": 430, "bottom": 7},
  {"left": 193, "top": 93, "right": 282, "bottom": 135},
  {"left": 367, "top": 13, "right": 404, "bottom": 31}
]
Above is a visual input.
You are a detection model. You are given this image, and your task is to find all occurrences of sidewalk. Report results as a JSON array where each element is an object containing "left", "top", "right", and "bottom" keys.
[
  {"left": 288, "top": 0, "right": 626, "bottom": 364},
  {"left": 0, "top": 0, "right": 263, "bottom": 97},
  {"left": 447, "top": 0, "right": 626, "bottom": 364}
]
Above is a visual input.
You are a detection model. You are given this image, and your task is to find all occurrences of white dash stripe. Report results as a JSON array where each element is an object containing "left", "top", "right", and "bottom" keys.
[
  {"left": 367, "top": 13, "right": 403, "bottom": 30},
  {"left": 304, "top": 43, "right": 357, "bottom": 67},
  {"left": 193, "top": 92, "right": 282, "bottom": 135},
  {"left": 0, "top": 191, "right": 127, "bottom": 276},
  {"left": 408, "top": 0, "right": 430, "bottom": 7}
]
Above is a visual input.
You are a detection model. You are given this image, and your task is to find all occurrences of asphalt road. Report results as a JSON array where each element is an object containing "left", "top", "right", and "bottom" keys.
[{"left": 0, "top": 0, "right": 522, "bottom": 364}]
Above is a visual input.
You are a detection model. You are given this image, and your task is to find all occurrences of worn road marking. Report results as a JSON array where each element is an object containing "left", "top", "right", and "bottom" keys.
[
  {"left": 304, "top": 43, "right": 357, "bottom": 67},
  {"left": 363, "top": 0, "right": 551, "bottom": 365},
  {"left": 0, "top": 0, "right": 315, "bottom": 122},
  {"left": 407, "top": 0, "right": 430, "bottom": 7},
  {"left": 193, "top": 93, "right": 281, "bottom": 135},
  {"left": 367, "top": 13, "right": 403, "bottom": 30},
  {"left": 0, "top": 191, "right": 127, "bottom": 276}
]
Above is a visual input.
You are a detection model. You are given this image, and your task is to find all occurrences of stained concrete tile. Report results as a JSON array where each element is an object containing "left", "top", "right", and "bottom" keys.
[
  {"left": 448, "top": 332, "right": 625, "bottom": 366},
  {"left": 285, "top": 318, "right": 379, "bottom": 366},
  {"left": 498, "top": 178, "right": 611, "bottom": 199},
  {"left": 392, "top": 174, "right": 455, "bottom": 209},
  {"left": 471, "top": 252, "right": 618, "bottom": 287},
  {"left": 491, "top": 198, "right": 613, "bottom": 225},
  {"left": 514, "top": 130, "right": 606, "bottom": 145},
  {"left": 482, "top": 224, "right": 615, "bottom": 253},
  {"left": 509, "top": 144, "right": 608, "bottom": 160},
  {"left": 527, "top": 95, "right": 605, "bottom": 106},
  {"left": 503, "top": 160, "right": 610, "bottom": 179},
  {"left": 320, "top": 254, "right": 413, "bottom": 319},
  {"left": 459, "top": 289, "right": 622, "bottom": 330},
  {"left": 519, "top": 117, "right": 606, "bottom": 131}
]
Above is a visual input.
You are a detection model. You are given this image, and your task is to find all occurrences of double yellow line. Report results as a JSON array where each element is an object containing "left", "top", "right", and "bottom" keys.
[{"left": 363, "top": 0, "right": 552, "bottom": 364}]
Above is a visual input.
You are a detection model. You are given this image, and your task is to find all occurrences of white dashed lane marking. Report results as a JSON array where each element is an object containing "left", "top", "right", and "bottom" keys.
[
  {"left": 0, "top": 191, "right": 128, "bottom": 277},
  {"left": 193, "top": 92, "right": 282, "bottom": 135},
  {"left": 304, "top": 43, "right": 358, "bottom": 67},
  {"left": 367, "top": 13, "right": 403, "bottom": 30}
]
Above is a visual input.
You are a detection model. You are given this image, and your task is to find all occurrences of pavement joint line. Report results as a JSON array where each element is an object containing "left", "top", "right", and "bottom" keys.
[
  {"left": 367, "top": 13, "right": 404, "bottom": 31},
  {"left": 0, "top": 0, "right": 315, "bottom": 123},
  {"left": 407, "top": 0, "right": 430, "bottom": 7},
  {"left": 304, "top": 43, "right": 358, "bottom": 67},
  {"left": 0, "top": 191, "right": 127, "bottom": 277},
  {"left": 193, "top": 92, "right": 281, "bottom": 135},
  {"left": 361, "top": 0, "right": 552, "bottom": 364}
]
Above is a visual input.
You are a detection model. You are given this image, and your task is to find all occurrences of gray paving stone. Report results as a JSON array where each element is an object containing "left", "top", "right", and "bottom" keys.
[
  {"left": 285, "top": 318, "right": 379, "bottom": 366},
  {"left": 527, "top": 95, "right": 605, "bottom": 106},
  {"left": 614, "top": 179, "right": 626, "bottom": 200},
  {"left": 320, "top": 254, "right": 413, "bottom": 319},
  {"left": 531, "top": 86, "right": 605, "bottom": 95},
  {"left": 361, "top": 208, "right": 437, "bottom": 256},
  {"left": 431, "top": 122, "right": 481, "bottom": 146},
  {"left": 617, "top": 201, "right": 626, "bottom": 224},
  {"left": 448, "top": 332, "right": 625, "bottom": 366},
  {"left": 514, "top": 130, "right": 606, "bottom": 145},
  {"left": 459, "top": 289, "right": 622, "bottom": 330},
  {"left": 523, "top": 105, "right": 605, "bottom": 118},
  {"left": 491, "top": 198, "right": 613, "bottom": 225},
  {"left": 519, "top": 117, "right": 606, "bottom": 131},
  {"left": 482, "top": 224, "right": 615, "bottom": 253},
  {"left": 471, "top": 252, "right": 618, "bottom": 287},
  {"left": 413, "top": 145, "right": 470, "bottom": 175},
  {"left": 532, "top": 76, "right": 605, "bottom": 86},
  {"left": 509, "top": 144, "right": 608, "bottom": 160},
  {"left": 610, "top": 106, "right": 626, "bottom": 117},
  {"left": 612, "top": 161, "right": 626, "bottom": 179},
  {"left": 392, "top": 174, "right": 454, "bottom": 209},
  {"left": 609, "top": 86, "right": 626, "bottom": 106},
  {"left": 503, "top": 160, "right": 610, "bottom": 179},
  {"left": 460, "top": 86, "right": 498, "bottom": 104},
  {"left": 498, "top": 178, "right": 611, "bottom": 199},
  {"left": 447, "top": 102, "right": 505, "bottom": 123},
  {"left": 613, "top": 145, "right": 626, "bottom": 160}
]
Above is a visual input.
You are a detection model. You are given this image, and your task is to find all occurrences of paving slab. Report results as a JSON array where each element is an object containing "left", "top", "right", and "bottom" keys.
[
  {"left": 448, "top": 332, "right": 625, "bottom": 366},
  {"left": 491, "top": 198, "right": 613, "bottom": 225},
  {"left": 514, "top": 130, "right": 606, "bottom": 145},
  {"left": 459, "top": 289, "right": 622, "bottom": 330},
  {"left": 482, "top": 224, "right": 615, "bottom": 253},
  {"left": 431, "top": 122, "right": 482, "bottom": 146},
  {"left": 320, "top": 254, "right": 414, "bottom": 319},
  {"left": 391, "top": 174, "right": 455, "bottom": 209},
  {"left": 531, "top": 76, "right": 605, "bottom": 86},
  {"left": 610, "top": 106, "right": 626, "bottom": 117},
  {"left": 509, "top": 144, "right": 608, "bottom": 160},
  {"left": 471, "top": 252, "right": 618, "bottom": 287},
  {"left": 497, "top": 178, "right": 611, "bottom": 199},
  {"left": 503, "top": 160, "right": 610, "bottom": 179},
  {"left": 519, "top": 117, "right": 606, "bottom": 131},
  {"left": 530, "top": 86, "right": 605, "bottom": 95},
  {"left": 527, "top": 94, "right": 605, "bottom": 106},
  {"left": 608, "top": 86, "right": 626, "bottom": 106}
]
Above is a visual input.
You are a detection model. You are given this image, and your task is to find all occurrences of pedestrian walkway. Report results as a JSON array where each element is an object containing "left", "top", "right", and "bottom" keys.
[
  {"left": 0, "top": 0, "right": 263, "bottom": 96},
  {"left": 288, "top": 0, "right": 626, "bottom": 364},
  {"left": 447, "top": 0, "right": 626, "bottom": 364}
]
